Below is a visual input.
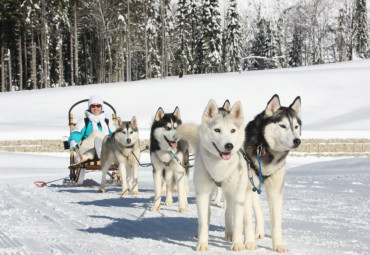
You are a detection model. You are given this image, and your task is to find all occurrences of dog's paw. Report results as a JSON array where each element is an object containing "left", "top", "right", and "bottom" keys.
[
  {"left": 165, "top": 199, "right": 173, "bottom": 206},
  {"left": 225, "top": 232, "right": 232, "bottom": 242},
  {"left": 274, "top": 245, "right": 289, "bottom": 253},
  {"left": 255, "top": 231, "right": 264, "bottom": 239},
  {"left": 245, "top": 242, "right": 257, "bottom": 250},
  {"left": 98, "top": 188, "right": 105, "bottom": 193},
  {"left": 231, "top": 242, "right": 245, "bottom": 251},
  {"left": 196, "top": 242, "right": 209, "bottom": 251},
  {"left": 120, "top": 190, "right": 129, "bottom": 196},
  {"left": 131, "top": 190, "right": 139, "bottom": 195},
  {"left": 178, "top": 207, "right": 187, "bottom": 213},
  {"left": 150, "top": 205, "right": 160, "bottom": 211}
]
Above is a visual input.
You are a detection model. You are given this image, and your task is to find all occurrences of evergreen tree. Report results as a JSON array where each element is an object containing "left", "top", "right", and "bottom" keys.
[
  {"left": 201, "top": 0, "right": 222, "bottom": 73},
  {"left": 175, "top": 0, "right": 194, "bottom": 75},
  {"left": 289, "top": 24, "right": 303, "bottom": 67},
  {"left": 250, "top": 15, "right": 268, "bottom": 70},
  {"left": 145, "top": 0, "right": 161, "bottom": 79},
  {"left": 336, "top": 8, "right": 348, "bottom": 62},
  {"left": 224, "top": 0, "right": 242, "bottom": 72},
  {"left": 353, "top": 0, "right": 368, "bottom": 59}
]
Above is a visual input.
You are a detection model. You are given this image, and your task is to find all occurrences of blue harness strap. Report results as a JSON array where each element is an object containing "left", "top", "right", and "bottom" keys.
[{"left": 239, "top": 147, "right": 263, "bottom": 195}]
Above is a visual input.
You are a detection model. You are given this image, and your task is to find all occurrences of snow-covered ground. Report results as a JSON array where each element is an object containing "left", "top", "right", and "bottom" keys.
[{"left": 0, "top": 60, "right": 370, "bottom": 254}]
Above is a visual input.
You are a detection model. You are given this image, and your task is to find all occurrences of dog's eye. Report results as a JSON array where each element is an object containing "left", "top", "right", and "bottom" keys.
[
  {"left": 164, "top": 126, "right": 171, "bottom": 131},
  {"left": 279, "top": 125, "right": 287, "bottom": 129},
  {"left": 214, "top": 128, "right": 221, "bottom": 133},
  {"left": 122, "top": 131, "right": 126, "bottom": 135},
  {"left": 295, "top": 126, "right": 299, "bottom": 129},
  {"left": 231, "top": 129, "right": 236, "bottom": 133},
  {"left": 130, "top": 131, "right": 133, "bottom": 134}
]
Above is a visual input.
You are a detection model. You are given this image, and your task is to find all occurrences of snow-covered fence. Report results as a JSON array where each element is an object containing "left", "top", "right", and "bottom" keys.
[{"left": 0, "top": 139, "right": 369, "bottom": 157}]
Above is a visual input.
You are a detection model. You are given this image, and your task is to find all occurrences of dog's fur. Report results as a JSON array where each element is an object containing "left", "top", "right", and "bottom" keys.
[
  {"left": 150, "top": 107, "right": 190, "bottom": 212},
  {"left": 99, "top": 117, "right": 141, "bottom": 195},
  {"left": 176, "top": 99, "right": 249, "bottom": 251},
  {"left": 75, "top": 130, "right": 106, "bottom": 163},
  {"left": 243, "top": 94, "right": 301, "bottom": 252}
]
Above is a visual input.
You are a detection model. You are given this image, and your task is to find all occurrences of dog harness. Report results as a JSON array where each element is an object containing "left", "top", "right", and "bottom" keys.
[{"left": 238, "top": 147, "right": 263, "bottom": 195}]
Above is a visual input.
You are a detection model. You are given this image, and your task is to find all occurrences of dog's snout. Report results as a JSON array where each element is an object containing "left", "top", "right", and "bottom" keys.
[
  {"left": 127, "top": 138, "right": 131, "bottom": 144},
  {"left": 293, "top": 138, "right": 301, "bottom": 147},
  {"left": 224, "top": 143, "right": 234, "bottom": 151}
]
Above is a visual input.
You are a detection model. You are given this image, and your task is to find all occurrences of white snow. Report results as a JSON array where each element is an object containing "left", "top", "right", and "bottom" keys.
[{"left": 0, "top": 60, "right": 369, "bottom": 254}]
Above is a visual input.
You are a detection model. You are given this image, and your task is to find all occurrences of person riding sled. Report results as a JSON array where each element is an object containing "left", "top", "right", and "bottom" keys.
[{"left": 68, "top": 95, "right": 116, "bottom": 163}]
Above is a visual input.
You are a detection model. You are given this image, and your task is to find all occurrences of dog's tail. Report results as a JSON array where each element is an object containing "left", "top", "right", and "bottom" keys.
[{"left": 175, "top": 123, "right": 199, "bottom": 153}]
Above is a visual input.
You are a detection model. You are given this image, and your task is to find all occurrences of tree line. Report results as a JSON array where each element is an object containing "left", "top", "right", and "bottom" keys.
[{"left": 0, "top": 0, "right": 368, "bottom": 92}]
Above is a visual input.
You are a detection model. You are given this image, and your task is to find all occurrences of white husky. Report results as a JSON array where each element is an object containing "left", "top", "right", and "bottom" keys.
[{"left": 176, "top": 99, "right": 249, "bottom": 251}]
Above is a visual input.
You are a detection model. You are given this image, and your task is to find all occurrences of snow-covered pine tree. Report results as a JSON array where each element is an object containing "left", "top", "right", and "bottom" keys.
[
  {"left": 288, "top": 23, "right": 303, "bottom": 67},
  {"left": 250, "top": 14, "right": 268, "bottom": 70},
  {"left": 159, "top": 0, "right": 175, "bottom": 78},
  {"left": 175, "top": 0, "right": 194, "bottom": 76},
  {"left": 353, "top": 0, "right": 368, "bottom": 59},
  {"left": 224, "top": 0, "right": 242, "bottom": 72},
  {"left": 265, "top": 20, "right": 281, "bottom": 69},
  {"left": 145, "top": 0, "right": 161, "bottom": 79},
  {"left": 201, "top": 0, "right": 222, "bottom": 73},
  {"left": 336, "top": 8, "right": 348, "bottom": 62}
]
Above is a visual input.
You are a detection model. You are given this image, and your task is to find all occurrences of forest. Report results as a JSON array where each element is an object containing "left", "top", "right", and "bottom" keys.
[{"left": 0, "top": 0, "right": 368, "bottom": 92}]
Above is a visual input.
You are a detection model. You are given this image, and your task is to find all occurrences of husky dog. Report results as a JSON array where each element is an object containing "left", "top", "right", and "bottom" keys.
[
  {"left": 99, "top": 117, "right": 141, "bottom": 195},
  {"left": 150, "top": 107, "right": 190, "bottom": 212},
  {"left": 243, "top": 94, "right": 301, "bottom": 252},
  {"left": 176, "top": 99, "right": 249, "bottom": 251}
]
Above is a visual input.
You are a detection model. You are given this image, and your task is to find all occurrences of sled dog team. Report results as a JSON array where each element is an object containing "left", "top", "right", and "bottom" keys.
[{"left": 80, "top": 94, "right": 302, "bottom": 252}]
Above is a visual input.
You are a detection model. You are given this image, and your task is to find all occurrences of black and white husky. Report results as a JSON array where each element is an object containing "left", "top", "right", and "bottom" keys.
[
  {"left": 243, "top": 94, "right": 301, "bottom": 252},
  {"left": 99, "top": 117, "right": 141, "bottom": 195},
  {"left": 176, "top": 99, "right": 249, "bottom": 251},
  {"left": 150, "top": 107, "right": 190, "bottom": 212}
]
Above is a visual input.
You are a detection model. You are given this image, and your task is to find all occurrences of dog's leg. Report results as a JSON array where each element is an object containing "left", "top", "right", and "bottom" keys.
[
  {"left": 161, "top": 179, "right": 166, "bottom": 194},
  {"left": 119, "top": 163, "right": 129, "bottom": 196},
  {"left": 265, "top": 168, "right": 289, "bottom": 253},
  {"left": 126, "top": 164, "right": 133, "bottom": 192},
  {"left": 195, "top": 190, "right": 212, "bottom": 251},
  {"left": 131, "top": 162, "right": 139, "bottom": 195},
  {"left": 174, "top": 168, "right": 187, "bottom": 212},
  {"left": 230, "top": 175, "right": 248, "bottom": 251},
  {"left": 252, "top": 191, "right": 265, "bottom": 239},
  {"left": 243, "top": 189, "right": 257, "bottom": 250},
  {"left": 164, "top": 168, "right": 174, "bottom": 207},
  {"left": 150, "top": 166, "right": 162, "bottom": 211},
  {"left": 213, "top": 187, "right": 223, "bottom": 207},
  {"left": 99, "top": 160, "right": 110, "bottom": 193},
  {"left": 224, "top": 191, "right": 233, "bottom": 242}
]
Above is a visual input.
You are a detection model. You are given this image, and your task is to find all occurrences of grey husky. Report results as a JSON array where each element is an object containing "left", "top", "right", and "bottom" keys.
[
  {"left": 99, "top": 117, "right": 141, "bottom": 195},
  {"left": 243, "top": 94, "right": 301, "bottom": 252},
  {"left": 150, "top": 107, "right": 190, "bottom": 212},
  {"left": 176, "top": 99, "right": 249, "bottom": 251}
]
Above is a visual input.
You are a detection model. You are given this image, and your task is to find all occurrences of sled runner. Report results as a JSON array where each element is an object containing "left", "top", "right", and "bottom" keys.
[{"left": 63, "top": 99, "right": 120, "bottom": 185}]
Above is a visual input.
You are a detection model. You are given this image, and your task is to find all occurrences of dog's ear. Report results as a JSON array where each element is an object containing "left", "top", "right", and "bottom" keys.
[
  {"left": 289, "top": 96, "right": 301, "bottom": 118},
  {"left": 222, "top": 100, "right": 231, "bottom": 111},
  {"left": 203, "top": 99, "right": 219, "bottom": 122},
  {"left": 117, "top": 117, "right": 123, "bottom": 126},
  {"left": 265, "top": 94, "right": 281, "bottom": 117},
  {"left": 173, "top": 106, "right": 181, "bottom": 120},
  {"left": 131, "top": 116, "right": 138, "bottom": 127},
  {"left": 230, "top": 101, "right": 244, "bottom": 123},
  {"left": 155, "top": 107, "right": 165, "bottom": 121}
]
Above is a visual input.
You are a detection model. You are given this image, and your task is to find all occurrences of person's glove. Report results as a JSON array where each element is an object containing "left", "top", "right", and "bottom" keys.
[{"left": 70, "top": 140, "right": 77, "bottom": 151}]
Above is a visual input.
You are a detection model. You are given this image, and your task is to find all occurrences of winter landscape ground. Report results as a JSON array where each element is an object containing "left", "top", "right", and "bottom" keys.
[{"left": 0, "top": 60, "right": 370, "bottom": 254}]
